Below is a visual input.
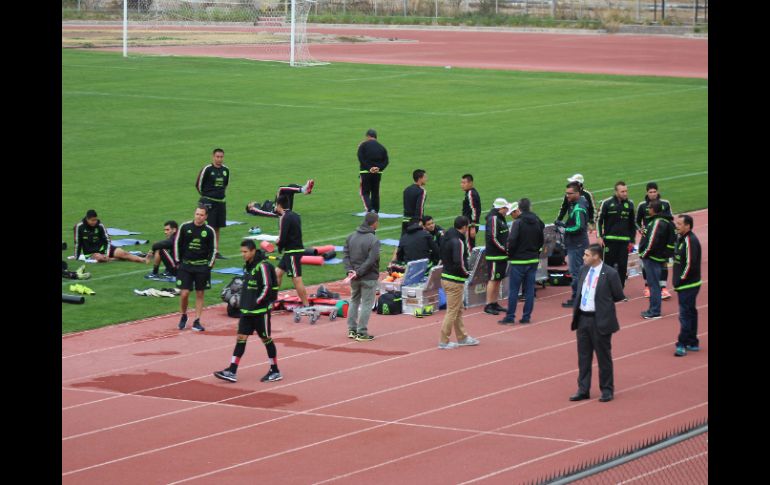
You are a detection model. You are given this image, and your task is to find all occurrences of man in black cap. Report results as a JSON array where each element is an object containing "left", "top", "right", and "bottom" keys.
[{"left": 357, "top": 129, "right": 389, "bottom": 213}]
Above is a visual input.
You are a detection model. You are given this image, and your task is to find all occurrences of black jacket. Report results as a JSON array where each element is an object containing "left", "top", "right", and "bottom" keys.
[
  {"left": 440, "top": 228, "right": 470, "bottom": 282},
  {"left": 357, "top": 139, "right": 389, "bottom": 173},
  {"left": 239, "top": 256, "right": 275, "bottom": 313},
  {"left": 462, "top": 188, "right": 482, "bottom": 228},
  {"left": 672, "top": 231, "right": 702, "bottom": 291},
  {"left": 571, "top": 264, "right": 625, "bottom": 335},
  {"left": 598, "top": 196, "right": 636, "bottom": 242},
  {"left": 558, "top": 188, "right": 596, "bottom": 224},
  {"left": 638, "top": 215, "right": 675, "bottom": 262},
  {"left": 196, "top": 163, "right": 230, "bottom": 202},
  {"left": 403, "top": 184, "right": 427, "bottom": 222},
  {"left": 174, "top": 221, "right": 217, "bottom": 267},
  {"left": 277, "top": 209, "right": 303, "bottom": 253},
  {"left": 636, "top": 196, "right": 673, "bottom": 231},
  {"left": 74, "top": 218, "right": 111, "bottom": 258},
  {"left": 397, "top": 223, "right": 440, "bottom": 265},
  {"left": 428, "top": 224, "right": 445, "bottom": 250},
  {"left": 507, "top": 211, "right": 545, "bottom": 264},
  {"left": 484, "top": 208, "right": 509, "bottom": 259}
]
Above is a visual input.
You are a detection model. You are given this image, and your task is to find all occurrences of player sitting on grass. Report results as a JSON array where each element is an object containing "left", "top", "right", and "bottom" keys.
[
  {"left": 246, "top": 180, "right": 314, "bottom": 217},
  {"left": 145, "top": 220, "right": 179, "bottom": 280},
  {"left": 73, "top": 209, "right": 148, "bottom": 264}
]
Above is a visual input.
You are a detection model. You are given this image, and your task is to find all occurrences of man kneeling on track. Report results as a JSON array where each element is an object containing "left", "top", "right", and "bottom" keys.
[{"left": 214, "top": 239, "right": 282, "bottom": 383}]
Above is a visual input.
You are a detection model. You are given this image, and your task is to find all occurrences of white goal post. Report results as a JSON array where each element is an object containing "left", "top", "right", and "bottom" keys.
[{"left": 121, "top": 0, "right": 324, "bottom": 66}]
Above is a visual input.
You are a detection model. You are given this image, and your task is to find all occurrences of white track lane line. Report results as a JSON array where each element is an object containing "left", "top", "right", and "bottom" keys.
[{"left": 63, "top": 315, "right": 707, "bottom": 476}]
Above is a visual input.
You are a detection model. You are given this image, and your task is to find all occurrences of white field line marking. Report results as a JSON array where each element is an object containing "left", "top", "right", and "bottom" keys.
[
  {"left": 617, "top": 451, "right": 708, "bottom": 485},
  {"left": 62, "top": 90, "right": 453, "bottom": 117},
  {"left": 312, "top": 362, "right": 708, "bottom": 485},
  {"left": 457, "top": 402, "right": 709, "bottom": 484},
  {"left": 62, "top": 312, "right": 706, "bottom": 476},
  {"left": 168, "top": 361, "right": 709, "bottom": 484},
  {"left": 460, "top": 86, "right": 708, "bottom": 117}
]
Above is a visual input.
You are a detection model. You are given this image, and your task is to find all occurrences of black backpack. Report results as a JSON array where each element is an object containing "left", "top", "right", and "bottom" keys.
[
  {"left": 548, "top": 242, "right": 566, "bottom": 266},
  {"left": 221, "top": 276, "right": 244, "bottom": 317},
  {"left": 376, "top": 291, "right": 402, "bottom": 315}
]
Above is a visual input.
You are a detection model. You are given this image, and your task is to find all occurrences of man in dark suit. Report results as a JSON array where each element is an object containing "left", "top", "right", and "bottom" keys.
[{"left": 569, "top": 243, "right": 626, "bottom": 403}]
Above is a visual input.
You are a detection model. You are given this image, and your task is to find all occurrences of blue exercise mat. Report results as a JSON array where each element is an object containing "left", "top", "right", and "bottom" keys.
[
  {"left": 111, "top": 239, "right": 149, "bottom": 247},
  {"left": 211, "top": 280, "right": 223, "bottom": 285},
  {"left": 324, "top": 258, "right": 343, "bottom": 265},
  {"left": 212, "top": 267, "right": 244, "bottom": 275},
  {"left": 353, "top": 212, "right": 402, "bottom": 219},
  {"left": 334, "top": 246, "right": 344, "bottom": 252},
  {"left": 380, "top": 239, "right": 400, "bottom": 247},
  {"left": 226, "top": 220, "right": 245, "bottom": 226},
  {"left": 107, "top": 228, "right": 141, "bottom": 236}
]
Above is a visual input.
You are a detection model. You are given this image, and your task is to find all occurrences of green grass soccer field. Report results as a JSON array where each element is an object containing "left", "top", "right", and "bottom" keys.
[{"left": 61, "top": 49, "right": 707, "bottom": 333}]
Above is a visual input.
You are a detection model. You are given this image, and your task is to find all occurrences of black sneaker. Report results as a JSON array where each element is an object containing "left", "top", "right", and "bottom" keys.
[
  {"left": 145, "top": 272, "right": 160, "bottom": 280},
  {"left": 214, "top": 369, "right": 237, "bottom": 383},
  {"left": 215, "top": 253, "right": 228, "bottom": 260},
  {"left": 519, "top": 318, "right": 531, "bottom": 324},
  {"left": 483, "top": 304, "right": 499, "bottom": 315},
  {"left": 493, "top": 303, "right": 507, "bottom": 312},
  {"left": 355, "top": 333, "right": 375, "bottom": 341},
  {"left": 261, "top": 369, "right": 283, "bottom": 382},
  {"left": 561, "top": 299, "right": 574, "bottom": 308},
  {"left": 348, "top": 329, "right": 357, "bottom": 339},
  {"left": 640, "top": 311, "right": 661, "bottom": 319},
  {"left": 192, "top": 319, "right": 205, "bottom": 331},
  {"left": 178, "top": 314, "right": 188, "bottom": 330}
]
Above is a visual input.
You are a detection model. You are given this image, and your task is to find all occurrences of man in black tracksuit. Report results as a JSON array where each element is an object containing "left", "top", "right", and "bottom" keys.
[
  {"left": 483, "top": 199, "right": 511, "bottom": 316},
  {"left": 195, "top": 148, "right": 230, "bottom": 259},
  {"left": 214, "top": 239, "right": 282, "bottom": 384},
  {"left": 275, "top": 194, "right": 309, "bottom": 308},
  {"left": 501, "top": 199, "right": 544, "bottom": 325},
  {"left": 403, "top": 169, "right": 428, "bottom": 234},
  {"left": 396, "top": 221, "right": 440, "bottom": 268},
  {"left": 423, "top": 216, "right": 445, "bottom": 251},
  {"left": 146, "top": 220, "right": 178, "bottom": 280},
  {"left": 557, "top": 174, "right": 597, "bottom": 231},
  {"left": 74, "top": 209, "right": 148, "bottom": 264},
  {"left": 636, "top": 182, "right": 674, "bottom": 299},
  {"left": 357, "top": 129, "right": 389, "bottom": 213},
  {"left": 597, "top": 181, "right": 636, "bottom": 289},
  {"left": 438, "top": 216, "right": 479, "bottom": 349},
  {"left": 461, "top": 174, "right": 482, "bottom": 249},
  {"left": 672, "top": 214, "right": 702, "bottom": 357},
  {"left": 638, "top": 200, "right": 675, "bottom": 319},
  {"left": 174, "top": 206, "right": 218, "bottom": 331}
]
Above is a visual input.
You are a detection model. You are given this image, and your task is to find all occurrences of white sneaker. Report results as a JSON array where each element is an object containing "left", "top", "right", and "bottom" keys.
[
  {"left": 457, "top": 336, "right": 480, "bottom": 346},
  {"left": 438, "top": 341, "right": 459, "bottom": 349}
]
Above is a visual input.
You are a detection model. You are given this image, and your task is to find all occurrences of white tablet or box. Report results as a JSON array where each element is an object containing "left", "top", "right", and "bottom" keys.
[{"left": 243, "top": 234, "right": 279, "bottom": 242}]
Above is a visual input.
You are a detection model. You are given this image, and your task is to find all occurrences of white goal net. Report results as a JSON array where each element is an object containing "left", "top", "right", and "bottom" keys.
[{"left": 84, "top": 0, "right": 326, "bottom": 66}]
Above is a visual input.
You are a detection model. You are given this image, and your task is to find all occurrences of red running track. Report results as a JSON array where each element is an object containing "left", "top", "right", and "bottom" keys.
[
  {"left": 64, "top": 24, "right": 708, "bottom": 78},
  {"left": 62, "top": 209, "right": 708, "bottom": 484}
]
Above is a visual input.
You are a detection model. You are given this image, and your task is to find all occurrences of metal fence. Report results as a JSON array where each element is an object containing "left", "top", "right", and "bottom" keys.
[{"left": 63, "top": 0, "right": 708, "bottom": 25}]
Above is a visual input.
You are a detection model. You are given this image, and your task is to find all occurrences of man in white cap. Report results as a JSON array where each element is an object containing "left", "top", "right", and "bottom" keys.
[
  {"left": 500, "top": 198, "right": 545, "bottom": 324},
  {"left": 557, "top": 174, "right": 597, "bottom": 232},
  {"left": 483, "top": 198, "right": 512, "bottom": 315}
]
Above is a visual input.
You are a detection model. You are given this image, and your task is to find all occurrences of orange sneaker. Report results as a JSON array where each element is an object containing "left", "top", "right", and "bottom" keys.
[
  {"left": 661, "top": 288, "right": 672, "bottom": 300},
  {"left": 643, "top": 286, "right": 650, "bottom": 298}
]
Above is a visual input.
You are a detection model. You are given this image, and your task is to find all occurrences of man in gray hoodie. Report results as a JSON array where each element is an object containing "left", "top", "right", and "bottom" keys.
[{"left": 343, "top": 212, "right": 381, "bottom": 341}]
